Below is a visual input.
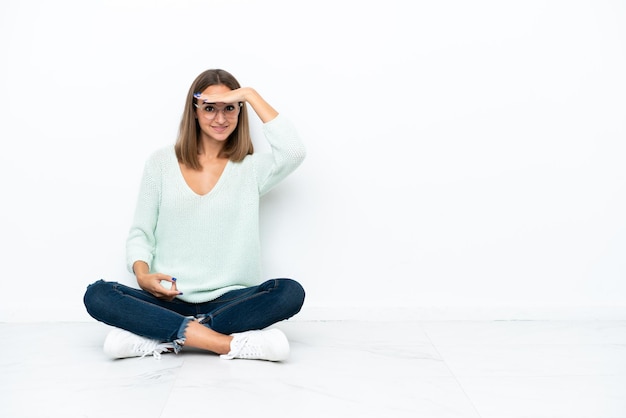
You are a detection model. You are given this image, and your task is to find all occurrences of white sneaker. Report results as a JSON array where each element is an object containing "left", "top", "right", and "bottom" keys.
[
  {"left": 103, "top": 328, "right": 174, "bottom": 360},
  {"left": 220, "top": 328, "right": 290, "bottom": 361}
]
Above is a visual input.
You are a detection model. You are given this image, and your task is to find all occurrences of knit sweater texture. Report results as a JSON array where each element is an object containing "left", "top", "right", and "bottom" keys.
[{"left": 126, "top": 114, "right": 306, "bottom": 303}]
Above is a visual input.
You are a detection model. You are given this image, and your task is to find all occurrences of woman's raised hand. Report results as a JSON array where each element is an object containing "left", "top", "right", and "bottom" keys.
[
  {"left": 194, "top": 87, "right": 250, "bottom": 105},
  {"left": 195, "top": 87, "right": 278, "bottom": 123}
]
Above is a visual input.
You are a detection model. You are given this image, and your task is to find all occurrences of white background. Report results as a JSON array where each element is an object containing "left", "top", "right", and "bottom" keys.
[{"left": 1, "top": 0, "right": 625, "bottom": 321}]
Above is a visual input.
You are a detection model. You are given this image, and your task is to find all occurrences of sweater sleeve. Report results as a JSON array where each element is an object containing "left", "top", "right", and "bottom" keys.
[
  {"left": 125, "top": 152, "right": 162, "bottom": 274},
  {"left": 254, "top": 114, "right": 307, "bottom": 196}
]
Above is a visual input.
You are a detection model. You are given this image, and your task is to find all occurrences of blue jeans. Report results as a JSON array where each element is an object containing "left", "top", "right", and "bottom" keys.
[{"left": 83, "top": 279, "right": 305, "bottom": 348}]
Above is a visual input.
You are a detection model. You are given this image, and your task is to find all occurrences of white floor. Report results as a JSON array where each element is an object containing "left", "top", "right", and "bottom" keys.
[{"left": 1, "top": 320, "right": 626, "bottom": 418}]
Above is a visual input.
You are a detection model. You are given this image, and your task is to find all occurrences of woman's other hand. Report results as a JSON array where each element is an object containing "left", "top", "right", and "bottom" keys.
[{"left": 133, "top": 261, "right": 182, "bottom": 301}]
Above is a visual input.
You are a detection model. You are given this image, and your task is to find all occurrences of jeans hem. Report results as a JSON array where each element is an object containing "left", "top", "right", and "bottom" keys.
[{"left": 173, "top": 316, "right": 194, "bottom": 353}]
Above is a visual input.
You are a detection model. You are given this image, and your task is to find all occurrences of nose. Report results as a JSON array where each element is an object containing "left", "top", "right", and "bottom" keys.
[{"left": 214, "top": 109, "right": 227, "bottom": 123}]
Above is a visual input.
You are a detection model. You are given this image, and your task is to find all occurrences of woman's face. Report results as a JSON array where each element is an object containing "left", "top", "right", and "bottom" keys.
[{"left": 195, "top": 84, "right": 239, "bottom": 143}]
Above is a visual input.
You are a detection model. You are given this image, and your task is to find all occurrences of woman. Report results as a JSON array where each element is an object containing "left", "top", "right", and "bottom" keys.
[{"left": 83, "top": 69, "right": 306, "bottom": 361}]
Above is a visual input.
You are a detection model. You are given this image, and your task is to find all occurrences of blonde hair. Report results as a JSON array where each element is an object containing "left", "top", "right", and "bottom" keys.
[{"left": 175, "top": 69, "right": 253, "bottom": 170}]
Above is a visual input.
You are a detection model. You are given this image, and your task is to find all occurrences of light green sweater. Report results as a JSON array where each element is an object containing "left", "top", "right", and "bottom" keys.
[{"left": 126, "top": 115, "right": 306, "bottom": 303}]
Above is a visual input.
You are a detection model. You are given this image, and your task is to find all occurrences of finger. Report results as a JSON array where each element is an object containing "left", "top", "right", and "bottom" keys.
[
  {"left": 163, "top": 277, "right": 181, "bottom": 295},
  {"left": 195, "top": 91, "right": 241, "bottom": 104},
  {"left": 157, "top": 274, "right": 175, "bottom": 284},
  {"left": 194, "top": 92, "right": 219, "bottom": 102},
  {"left": 159, "top": 289, "right": 183, "bottom": 301},
  {"left": 152, "top": 286, "right": 180, "bottom": 298}
]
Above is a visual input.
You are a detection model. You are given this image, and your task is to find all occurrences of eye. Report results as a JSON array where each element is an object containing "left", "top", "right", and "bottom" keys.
[
  {"left": 224, "top": 104, "right": 236, "bottom": 113},
  {"left": 203, "top": 105, "right": 216, "bottom": 113}
]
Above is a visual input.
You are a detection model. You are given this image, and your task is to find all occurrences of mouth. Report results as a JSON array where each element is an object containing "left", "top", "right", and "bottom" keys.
[{"left": 211, "top": 125, "right": 229, "bottom": 134}]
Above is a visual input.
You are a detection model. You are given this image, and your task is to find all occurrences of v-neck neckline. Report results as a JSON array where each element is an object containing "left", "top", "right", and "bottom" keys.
[{"left": 175, "top": 155, "right": 231, "bottom": 197}]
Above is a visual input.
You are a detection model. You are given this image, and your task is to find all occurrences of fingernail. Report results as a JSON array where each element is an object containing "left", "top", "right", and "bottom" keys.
[
  {"left": 172, "top": 277, "right": 177, "bottom": 282},
  {"left": 193, "top": 92, "right": 201, "bottom": 98},
  {"left": 179, "top": 292, "right": 184, "bottom": 295}
]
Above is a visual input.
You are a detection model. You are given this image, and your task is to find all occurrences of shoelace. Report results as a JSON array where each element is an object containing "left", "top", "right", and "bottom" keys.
[
  {"left": 133, "top": 340, "right": 171, "bottom": 360},
  {"left": 233, "top": 336, "right": 263, "bottom": 359},
  {"left": 221, "top": 335, "right": 258, "bottom": 360}
]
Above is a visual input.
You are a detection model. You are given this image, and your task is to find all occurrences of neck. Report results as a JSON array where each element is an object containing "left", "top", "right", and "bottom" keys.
[{"left": 198, "top": 138, "right": 225, "bottom": 160}]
